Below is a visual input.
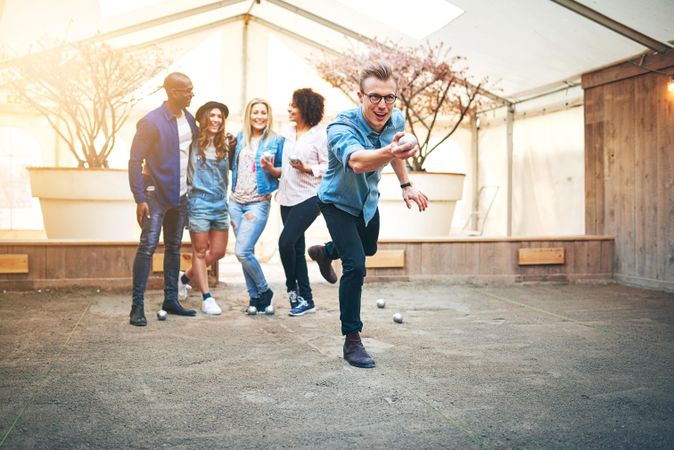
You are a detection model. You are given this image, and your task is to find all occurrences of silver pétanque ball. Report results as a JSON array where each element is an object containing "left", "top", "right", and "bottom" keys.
[{"left": 398, "top": 133, "right": 417, "bottom": 148}]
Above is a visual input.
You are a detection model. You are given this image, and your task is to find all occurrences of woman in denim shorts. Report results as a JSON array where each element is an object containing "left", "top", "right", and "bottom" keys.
[{"left": 178, "top": 101, "right": 233, "bottom": 315}]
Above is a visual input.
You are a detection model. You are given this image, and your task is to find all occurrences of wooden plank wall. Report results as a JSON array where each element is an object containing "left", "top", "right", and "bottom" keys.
[
  {"left": 0, "top": 241, "right": 217, "bottom": 290},
  {"left": 583, "top": 51, "right": 674, "bottom": 292},
  {"left": 365, "top": 236, "right": 614, "bottom": 283}
]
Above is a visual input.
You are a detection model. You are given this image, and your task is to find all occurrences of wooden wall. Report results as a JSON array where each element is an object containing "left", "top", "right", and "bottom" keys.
[
  {"left": 583, "top": 51, "right": 674, "bottom": 292},
  {"left": 364, "top": 236, "right": 614, "bottom": 283},
  {"left": 0, "top": 241, "right": 217, "bottom": 291}
]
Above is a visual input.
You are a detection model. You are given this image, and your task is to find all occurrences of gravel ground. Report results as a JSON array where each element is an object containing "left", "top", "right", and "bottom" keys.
[{"left": 1, "top": 277, "right": 673, "bottom": 449}]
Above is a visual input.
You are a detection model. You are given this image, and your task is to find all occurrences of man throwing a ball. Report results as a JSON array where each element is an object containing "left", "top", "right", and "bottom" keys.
[{"left": 309, "top": 62, "right": 428, "bottom": 368}]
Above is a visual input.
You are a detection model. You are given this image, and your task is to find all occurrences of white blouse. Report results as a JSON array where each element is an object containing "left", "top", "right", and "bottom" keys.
[{"left": 275, "top": 124, "right": 328, "bottom": 207}]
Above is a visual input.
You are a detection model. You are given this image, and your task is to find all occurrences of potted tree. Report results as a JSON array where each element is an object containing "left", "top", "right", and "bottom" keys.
[
  {"left": 314, "top": 40, "right": 492, "bottom": 237},
  {"left": 2, "top": 40, "right": 169, "bottom": 240}
]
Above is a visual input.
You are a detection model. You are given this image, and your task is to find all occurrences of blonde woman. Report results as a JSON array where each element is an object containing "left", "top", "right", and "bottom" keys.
[{"left": 229, "top": 99, "right": 284, "bottom": 315}]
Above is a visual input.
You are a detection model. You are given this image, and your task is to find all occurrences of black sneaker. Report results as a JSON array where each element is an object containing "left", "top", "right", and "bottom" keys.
[
  {"left": 289, "top": 296, "right": 316, "bottom": 317},
  {"left": 247, "top": 297, "right": 260, "bottom": 315},
  {"left": 257, "top": 289, "right": 274, "bottom": 315}
]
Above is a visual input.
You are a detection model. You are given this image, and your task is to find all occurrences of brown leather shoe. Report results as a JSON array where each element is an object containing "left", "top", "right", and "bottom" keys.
[
  {"left": 343, "top": 336, "right": 376, "bottom": 368},
  {"left": 308, "top": 245, "right": 337, "bottom": 284}
]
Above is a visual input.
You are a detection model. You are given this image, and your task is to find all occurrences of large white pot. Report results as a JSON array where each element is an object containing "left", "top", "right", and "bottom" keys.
[
  {"left": 378, "top": 171, "right": 465, "bottom": 238},
  {"left": 28, "top": 167, "right": 138, "bottom": 241}
]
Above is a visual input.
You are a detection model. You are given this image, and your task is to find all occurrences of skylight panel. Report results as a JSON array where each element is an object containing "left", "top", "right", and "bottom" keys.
[{"left": 335, "top": 0, "right": 463, "bottom": 40}]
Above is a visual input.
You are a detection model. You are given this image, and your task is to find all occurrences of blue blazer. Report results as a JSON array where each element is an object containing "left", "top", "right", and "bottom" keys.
[{"left": 128, "top": 102, "right": 198, "bottom": 210}]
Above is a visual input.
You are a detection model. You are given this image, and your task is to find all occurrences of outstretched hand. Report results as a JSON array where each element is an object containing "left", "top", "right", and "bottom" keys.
[
  {"left": 390, "top": 132, "right": 419, "bottom": 160},
  {"left": 402, "top": 186, "right": 429, "bottom": 212}
]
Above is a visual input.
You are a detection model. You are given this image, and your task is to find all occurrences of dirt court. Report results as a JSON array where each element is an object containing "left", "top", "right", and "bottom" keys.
[{"left": 1, "top": 259, "right": 673, "bottom": 449}]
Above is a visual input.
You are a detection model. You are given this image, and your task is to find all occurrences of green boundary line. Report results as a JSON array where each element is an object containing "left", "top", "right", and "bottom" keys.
[{"left": 0, "top": 299, "right": 92, "bottom": 447}]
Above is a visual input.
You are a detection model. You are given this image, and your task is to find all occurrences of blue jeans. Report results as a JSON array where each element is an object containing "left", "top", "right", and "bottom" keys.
[
  {"left": 279, "top": 196, "right": 320, "bottom": 301},
  {"left": 229, "top": 198, "right": 271, "bottom": 299},
  {"left": 318, "top": 202, "right": 379, "bottom": 335},
  {"left": 131, "top": 192, "right": 187, "bottom": 307}
]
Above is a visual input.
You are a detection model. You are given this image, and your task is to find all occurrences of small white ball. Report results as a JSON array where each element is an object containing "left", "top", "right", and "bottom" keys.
[
  {"left": 376, "top": 299, "right": 386, "bottom": 308},
  {"left": 157, "top": 310, "right": 167, "bottom": 321},
  {"left": 247, "top": 306, "right": 258, "bottom": 315},
  {"left": 398, "top": 133, "right": 417, "bottom": 148},
  {"left": 264, "top": 305, "right": 275, "bottom": 315},
  {"left": 393, "top": 313, "right": 404, "bottom": 324}
]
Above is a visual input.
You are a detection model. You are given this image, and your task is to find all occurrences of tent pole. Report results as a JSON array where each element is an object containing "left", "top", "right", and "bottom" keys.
[
  {"left": 470, "top": 115, "right": 480, "bottom": 232},
  {"left": 506, "top": 104, "right": 514, "bottom": 237},
  {"left": 241, "top": 14, "right": 250, "bottom": 114}
]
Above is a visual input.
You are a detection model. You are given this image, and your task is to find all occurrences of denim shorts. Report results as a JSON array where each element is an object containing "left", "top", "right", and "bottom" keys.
[{"left": 188, "top": 196, "right": 229, "bottom": 233}]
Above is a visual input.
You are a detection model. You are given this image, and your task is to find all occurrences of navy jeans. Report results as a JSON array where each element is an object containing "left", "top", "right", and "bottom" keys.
[
  {"left": 131, "top": 192, "right": 187, "bottom": 307},
  {"left": 279, "top": 196, "right": 321, "bottom": 301},
  {"left": 318, "top": 202, "right": 379, "bottom": 335}
]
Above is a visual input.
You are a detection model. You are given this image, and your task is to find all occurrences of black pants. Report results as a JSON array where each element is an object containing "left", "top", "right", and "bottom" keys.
[
  {"left": 318, "top": 202, "right": 379, "bottom": 335},
  {"left": 279, "top": 196, "right": 321, "bottom": 301}
]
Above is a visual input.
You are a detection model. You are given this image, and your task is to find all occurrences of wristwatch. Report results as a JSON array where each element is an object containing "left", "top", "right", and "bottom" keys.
[{"left": 400, "top": 182, "right": 412, "bottom": 189}]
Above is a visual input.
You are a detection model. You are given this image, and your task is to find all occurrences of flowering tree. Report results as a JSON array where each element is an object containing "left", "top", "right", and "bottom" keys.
[
  {"left": 314, "top": 40, "right": 493, "bottom": 171},
  {"left": 2, "top": 41, "right": 169, "bottom": 168}
]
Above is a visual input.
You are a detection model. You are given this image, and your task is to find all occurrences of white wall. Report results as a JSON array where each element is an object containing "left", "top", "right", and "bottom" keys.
[{"left": 476, "top": 104, "right": 585, "bottom": 237}]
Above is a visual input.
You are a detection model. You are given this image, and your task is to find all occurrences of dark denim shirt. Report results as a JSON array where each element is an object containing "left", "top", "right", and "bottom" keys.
[
  {"left": 318, "top": 107, "right": 404, "bottom": 225},
  {"left": 128, "top": 102, "right": 198, "bottom": 210}
]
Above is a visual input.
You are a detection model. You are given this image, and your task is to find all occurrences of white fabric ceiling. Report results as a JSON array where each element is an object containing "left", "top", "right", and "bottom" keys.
[{"left": 0, "top": 0, "right": 672, "bottom": 102}]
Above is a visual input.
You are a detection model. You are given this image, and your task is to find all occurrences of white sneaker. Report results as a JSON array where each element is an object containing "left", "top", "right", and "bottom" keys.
[
  {"left": 201, "top": 297, "right": 222, "bottom": 315},
  {"left": 178, "top": 271, "right": 192, "bottom": 300}
]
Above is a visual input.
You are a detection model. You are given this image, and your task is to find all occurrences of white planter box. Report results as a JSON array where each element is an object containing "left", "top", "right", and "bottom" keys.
[
  {"left": 28, "top": 167, "right": 138, "bottom": 241},
  {"left": 378, "top": 171, "right": 465, "bottom": 238}
]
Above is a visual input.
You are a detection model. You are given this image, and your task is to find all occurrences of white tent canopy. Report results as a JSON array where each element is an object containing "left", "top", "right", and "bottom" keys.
[
  {"left": 1, "top": 0, "right": 671, "bottom": 101},
  {"left": 0, "top": 0, "right": 672, "bottom": 238}
]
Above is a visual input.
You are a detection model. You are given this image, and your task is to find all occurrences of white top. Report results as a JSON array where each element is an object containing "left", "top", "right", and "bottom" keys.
[
  {"left": 177, "top": 111, "right": 192, "bottom": 196},
  {"left": 276, "top": 124, "right": 328, "bottom": 207}
]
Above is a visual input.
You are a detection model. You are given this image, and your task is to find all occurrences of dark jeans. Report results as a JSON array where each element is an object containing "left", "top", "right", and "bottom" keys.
[
  {"left": 279, "top": 196, "right": 320, "bottom": 301},
  {"left": 318, "top": 201, "right": 379, "bottom": 335},
  {"left": 131, "top": 192, "right": 187, "bottom": 307}
]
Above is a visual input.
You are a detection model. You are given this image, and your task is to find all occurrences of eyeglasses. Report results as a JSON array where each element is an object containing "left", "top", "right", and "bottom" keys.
[
  {"left": 361, "top": 92, "right": 397, "bottom": 105},
  {"left": 173, "top": 88, "right": 194, "bottom": 95}
]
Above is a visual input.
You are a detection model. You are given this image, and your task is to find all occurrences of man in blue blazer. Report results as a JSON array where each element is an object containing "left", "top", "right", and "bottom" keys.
[{"left": 128, "top": 72, "right": 198, "bottom": 326}]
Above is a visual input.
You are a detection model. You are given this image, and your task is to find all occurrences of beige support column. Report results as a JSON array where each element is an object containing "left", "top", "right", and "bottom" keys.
[{"left": 506, "top": 104, "right": 514, "bottom": 236}]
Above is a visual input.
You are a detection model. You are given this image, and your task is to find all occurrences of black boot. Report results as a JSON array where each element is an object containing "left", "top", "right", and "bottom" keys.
[
  {"left": 162, "top": 300, "right": 197, "bottom": 316},
  {"left": 129, "top": 305, "right": 147, "bottom": 326},
  {"left": 343, "top": 333, "right": 375, "bottom": 368}
]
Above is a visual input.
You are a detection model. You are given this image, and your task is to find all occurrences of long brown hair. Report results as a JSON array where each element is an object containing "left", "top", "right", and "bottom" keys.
[{"left": 197, "top": 107, "right": 228, "bottom": 163}]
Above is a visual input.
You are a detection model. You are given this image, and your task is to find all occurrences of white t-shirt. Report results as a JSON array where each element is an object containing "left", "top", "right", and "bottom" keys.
[{"left": 176, "top": 111, "right": 192, "bottom": 196}]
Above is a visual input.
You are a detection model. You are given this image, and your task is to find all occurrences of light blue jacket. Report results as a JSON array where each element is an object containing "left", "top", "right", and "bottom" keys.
[
  {"left": 230, "top": 130, "right": 285, "bottom": 196},
  {"left": 318, "top": 107, "right": 405, "bottom": 225}
]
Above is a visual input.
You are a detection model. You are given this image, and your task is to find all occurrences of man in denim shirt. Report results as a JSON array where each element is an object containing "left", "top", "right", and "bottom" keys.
[
  {"left": 311, "top": 63, "right": 428, "bottom": 368},
  {"left": 127, "top": 72, "right": 198, "bottom": 326}
]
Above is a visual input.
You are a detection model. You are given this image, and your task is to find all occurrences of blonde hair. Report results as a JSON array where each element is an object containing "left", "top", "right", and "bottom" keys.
[
  {"left": 242, "top": 98, "right": 274, "bottom": 149},
  {"left": 359, "top": 62, "right": 397, "bottom": 91}
]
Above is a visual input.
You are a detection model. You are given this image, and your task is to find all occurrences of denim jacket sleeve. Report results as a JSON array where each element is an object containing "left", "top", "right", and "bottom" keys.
[
  {"left": 128, "top": 117, "right": 158, "bottom": 204},
  {"left": 326, "top": 123, "right": 368, "bottom": 173}
]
